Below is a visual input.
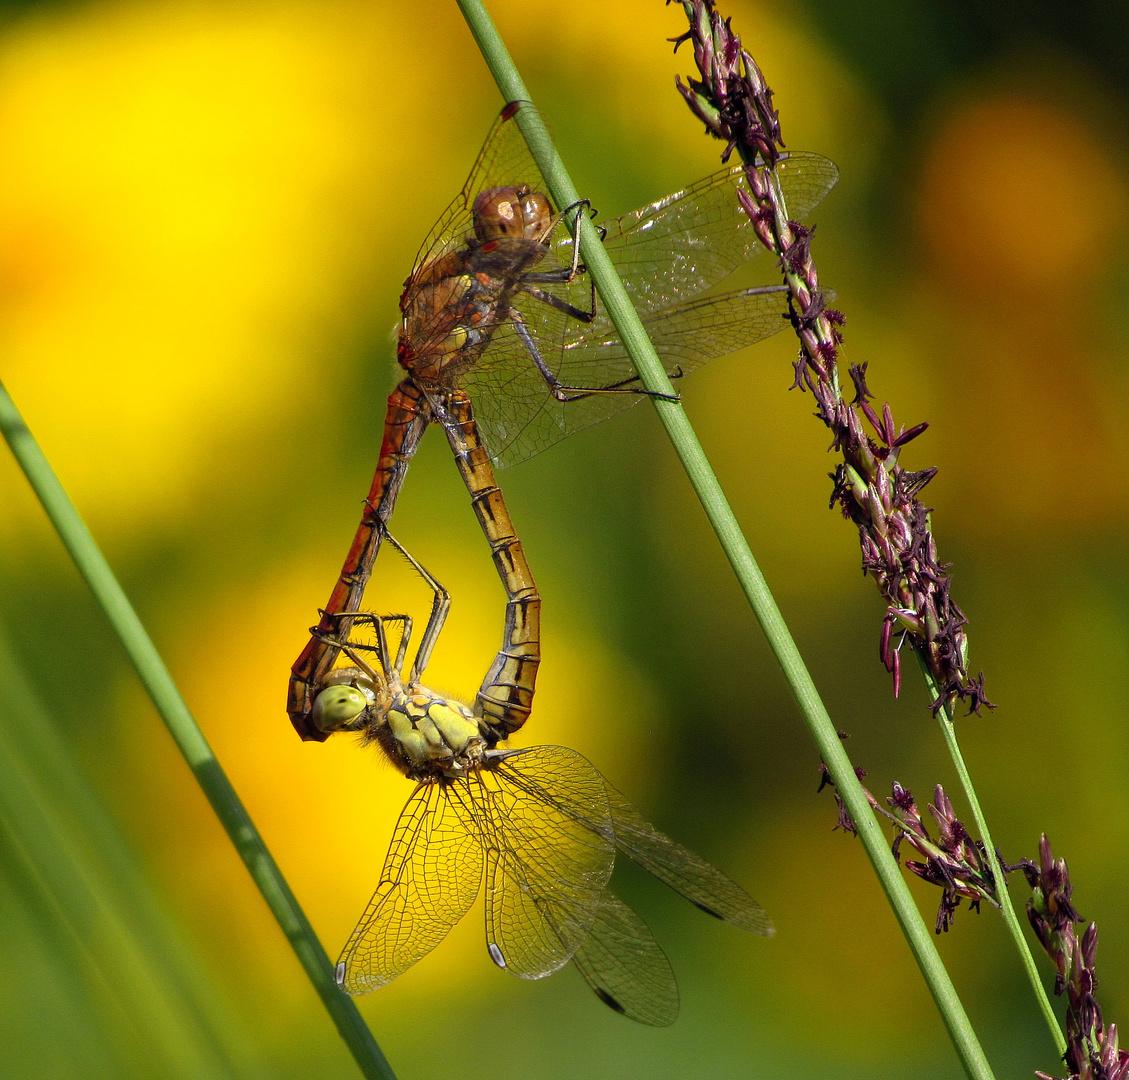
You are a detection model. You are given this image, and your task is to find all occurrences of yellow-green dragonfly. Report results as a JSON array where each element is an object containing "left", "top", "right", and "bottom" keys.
[{"left": 312, "top": 538, "right": 771, "bottom": 1024}]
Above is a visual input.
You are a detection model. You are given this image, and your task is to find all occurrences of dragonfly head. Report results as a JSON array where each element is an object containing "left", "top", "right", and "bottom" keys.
[
  {"left": 472, "top": 185, "right": 552, "bottom": 243},
  {"left": 311, "top": 667, "right": 383, "bottom": 735},
  {"left": 378, "top": 689, "right": 487, "bottom": 778}
]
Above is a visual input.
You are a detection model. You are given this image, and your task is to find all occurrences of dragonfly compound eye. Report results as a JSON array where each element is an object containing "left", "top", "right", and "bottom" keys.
[
  {"left": 312, "top": 684, "right": 369, "bottom": 733},
  {"left": 473, "top": 187, "right": 530, "bottom": 241},
  {"left": 517, "top": 191, "right": 553, "bottom": 237}
]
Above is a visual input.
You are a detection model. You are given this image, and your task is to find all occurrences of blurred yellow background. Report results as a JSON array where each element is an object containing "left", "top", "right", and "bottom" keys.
[{"left": 1, "top": 1, "right": 1126, "bottom": 1078}]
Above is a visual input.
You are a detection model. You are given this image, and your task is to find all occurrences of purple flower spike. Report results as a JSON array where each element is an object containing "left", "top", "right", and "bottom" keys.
[
  {"left": 674, "top": 0, "right": 992, "bottom": 718},
  {"left": 874, "top": 781, "right": 1001, "bottom": 933},
  {"left": 1026, "top": 836, "right": 1127, "bottom": 1080}
]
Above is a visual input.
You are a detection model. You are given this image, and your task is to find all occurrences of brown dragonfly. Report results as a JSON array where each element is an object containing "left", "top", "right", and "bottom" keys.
[
  {"left": 309, "top": 540, "right": 772, "bottom": 1024},
  {"left": 288, "top": 100, "right": 838, "bottom": 744}
]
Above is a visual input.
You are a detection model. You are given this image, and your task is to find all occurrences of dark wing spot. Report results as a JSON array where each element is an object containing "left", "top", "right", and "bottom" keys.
[
  {"left": 692, "top": 900, "right": 724, "bottom": 920},
  {"left": 594, "top": 988, "right": 626, "bottom": 1015}
]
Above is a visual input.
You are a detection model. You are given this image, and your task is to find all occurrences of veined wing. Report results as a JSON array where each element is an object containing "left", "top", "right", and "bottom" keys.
[
  {"left": 408, "top": 103, "right": 835, "bottom": 340},
  {"left": 494, "top": 746, "right": 771, "bottom": 935},
  {"left": 603, "top": 783, "right": 772, "bottom": 935},
  {"left": 336, "top": 781, "right": 482, "bottom": 995},
  {"left": 465, "top": 285, "right": 792, "bottom": 469},
  {"left": 572, "top": 890, "right": 679, "bottom": 1027},
  {"left": 547, "top": 151, "right": 838, "bottom": 317},
  {"left": 463, "top": 746, "right": 615, "bottom": 980}
]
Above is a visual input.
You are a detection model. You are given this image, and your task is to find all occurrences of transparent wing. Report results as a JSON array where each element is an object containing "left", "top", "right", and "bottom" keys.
[
  {"left": 572, "top": 890, "right": 679, "bottom": 1027},
  {"left": 495, "top": 747, "right": 772, "bottom": 935},
  {"left": 548, "top": 151, "right": 839, "bottom": 317},
  {"left": 414, "top": 103, "right": 836, "bottom": 317},
  {"left": 464, "top": 285, "right": 792, "bottom": 469},
  {"left": 463, "top": 746, "right": 614, "bottom": 980},
  {"left": 603, "top": 783, "right": 773, "bottom": 936},
  {"left": 477, "top": 153, "right": 838, "bottom": 462},
  {"left": 336, "top": 782, "right": 483, "bottom": 994}
]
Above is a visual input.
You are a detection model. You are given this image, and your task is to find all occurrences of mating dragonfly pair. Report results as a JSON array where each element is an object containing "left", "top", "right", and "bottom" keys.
[{"left": 288, "top": 101, "right": 837, "bottom": 1023}]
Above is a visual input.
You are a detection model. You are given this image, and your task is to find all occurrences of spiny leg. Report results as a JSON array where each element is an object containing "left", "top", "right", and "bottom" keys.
[
  {"left": 312, "top": 610, "right": 410, "bottom": 688},
  {"left": 508, "top": 305, "right": 680, "bottom": 404},
  {"left": 306, "top": 609, "right": 426, "bottom": 736},
  {"left": 383, "top": 532, "right": 451, "bottom": 687},
  {"left": 516, "top": 198, "right": 598, "bottom": 325},
  {"left": 520, "top": 282, "right": 595, "bottom": 322},
  {"left": 514, "top": 199, "right": 682, "bottom": 403},
  {"left": 534, "top": 197, "right": 592, "bottom": 282},
  {"left": 518, "top": 198, "right": 598, "bottom": 319}
]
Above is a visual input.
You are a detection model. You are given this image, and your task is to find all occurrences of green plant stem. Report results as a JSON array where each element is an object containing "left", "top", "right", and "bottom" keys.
[
  {"left": 0, "top": 379, "right": 396, "bottom": 1080},
  {"left": 917, "top": 663, "right": 1066, "bottom": 1055},
  {"left": 455, "top": 3, "right": 996, "bottom": 1077},
  {"left": 0, "top": 627, "right": 258, "bottom": 1080},
  {"left": 940, "top": 721, "right": 1064, "bottom": 1055}
]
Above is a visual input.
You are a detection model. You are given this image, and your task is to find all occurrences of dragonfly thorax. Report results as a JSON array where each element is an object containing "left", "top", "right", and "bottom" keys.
[
  {"left": 375, "top": 688, "right": 487, "bottom": 779},
  {"left": 397, "top": 272, "right": 489, "bottom": 378}
]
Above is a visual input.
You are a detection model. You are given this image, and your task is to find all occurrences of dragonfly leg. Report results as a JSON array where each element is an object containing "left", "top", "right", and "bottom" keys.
[
  {"left": 388, "top": 612, "right": 413, "bottom": 681},
  {"left": 308, "top": 626, "right": 386, "bottom": 698},
  {"left": 520, "top": 283, "right": 595, "bottom": 323},
  {"left": 508, "top": 307, "right": 680, "bottom": 404},
  {"left": 519, "top": 273, "right": 599, "bottom": 327},
  {"left": 518, "top": 197, "right": 607, "bottom": 316},
  {"left": 325, "top": 602, "right": 416, "bottom": 682},
  {"left": 517, "top": 199, "right": 599, "bottom": 313},
  {"left": 431, "top": 389, "right": 540, "bottom": 739},
  {"left": 539, "top": 198, "right": 591, "bottom": 281},
  {"left": 382, "top": 532, "right": 452, "bottom": 686},
  {"left": 312, "top": 609, "right": 410, "bottom": 689},
  {"left": 369, "top": 612, "right": 411, "bottom": 684}
]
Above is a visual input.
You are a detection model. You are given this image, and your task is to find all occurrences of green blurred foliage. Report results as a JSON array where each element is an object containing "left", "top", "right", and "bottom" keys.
[{"left": 0, "top": 0, "right": 1126, "bottom": 1078}]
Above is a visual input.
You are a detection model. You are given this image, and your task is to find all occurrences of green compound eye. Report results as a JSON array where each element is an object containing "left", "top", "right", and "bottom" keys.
[{"left": 313, "top": 685, "right": 368, "bottom": 732}]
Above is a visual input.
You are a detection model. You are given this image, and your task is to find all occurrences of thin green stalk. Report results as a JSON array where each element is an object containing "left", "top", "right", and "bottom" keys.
[
  {"left": 0, "top": 379, "right": 396, "bottom": 1080},
  {"left": 940, "top": 715, "right": 1063, "bottom": 1052},
  {"left": 918, "top": 664, "right": 1065, "bottom": 1055},
  {"left": 455, "top": 3, "right": 996, "bottom": 1077},
  {"left": 0, "top": 627, "right": 260, "bottom": 1079}
]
